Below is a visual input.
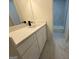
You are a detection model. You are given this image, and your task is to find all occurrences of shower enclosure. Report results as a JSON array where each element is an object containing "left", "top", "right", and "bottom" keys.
[{"left": 53, "top": 0, "right": 69, "bottom": 33}]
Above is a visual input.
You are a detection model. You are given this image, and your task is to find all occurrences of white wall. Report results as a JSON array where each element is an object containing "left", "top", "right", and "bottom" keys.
[
  {"left": 14, "top": 0, "right": 53, "bottom": 40},
  {"left": 13, "top": 0, "right": 33, "bottom": 22},
  {"left": 31, "top": 0, "right": 54, "bottom": 59},
  {"left": 31, "top": 0, "right": 53, "bottom": 39},
  {"left": 13, "top": 0, "right": 54, "bottom": 58}
]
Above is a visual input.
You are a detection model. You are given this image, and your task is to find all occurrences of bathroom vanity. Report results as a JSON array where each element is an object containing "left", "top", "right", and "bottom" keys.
[{"left": 9, "top": 23, "right": 47, "bottom": 59}]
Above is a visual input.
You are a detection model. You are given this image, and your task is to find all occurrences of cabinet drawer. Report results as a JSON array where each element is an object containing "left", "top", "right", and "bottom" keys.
[{"left": 17, "top": 35, "right": 35, "bottom": 56}]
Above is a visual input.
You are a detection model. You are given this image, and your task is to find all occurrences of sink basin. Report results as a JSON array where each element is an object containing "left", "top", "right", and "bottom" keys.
[{"left": 9, "top": 24, "right": 27, "bottom": 32}]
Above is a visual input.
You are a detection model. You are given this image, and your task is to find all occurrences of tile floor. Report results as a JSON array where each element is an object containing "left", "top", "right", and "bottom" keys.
[{"left": 39, "top": 32, "right": 69, "bottom": 59}]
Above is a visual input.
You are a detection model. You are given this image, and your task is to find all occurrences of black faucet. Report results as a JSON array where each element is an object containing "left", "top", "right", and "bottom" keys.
[
  {"left": 22, "top": 21, "right": 33, "bottom": 26},
  {"left": 28, "top": 21, "right": 33, "bottom": 26}
]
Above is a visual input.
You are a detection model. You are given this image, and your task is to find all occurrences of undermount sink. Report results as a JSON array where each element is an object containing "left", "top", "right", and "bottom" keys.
[
  {"left": 10, "top": 22, "right": 45, "bottom": 33},
  {"left": 9, "top": 24, "right": 27, "bottom": 32}
]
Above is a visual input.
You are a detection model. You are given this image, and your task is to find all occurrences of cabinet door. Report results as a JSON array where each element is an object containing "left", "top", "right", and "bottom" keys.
[
  {"left": 36, "top": 26, "right": 47, "bottom": 53},
  {"left": 17, "top": 35, "right": 35, "bottom": 56},
  {"left": 42, "top": 26, "right": 47, "bottom": 45},
  {"left": 22, "top": 40, "right": 40, "bottom": 59}
]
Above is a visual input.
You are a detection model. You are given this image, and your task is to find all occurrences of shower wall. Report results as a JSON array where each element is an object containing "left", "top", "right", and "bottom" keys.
[{"left": 54, "top": 0, "right": 67, "bottom": 32}]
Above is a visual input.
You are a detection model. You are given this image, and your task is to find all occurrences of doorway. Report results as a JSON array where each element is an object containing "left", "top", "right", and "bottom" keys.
[
  {"left": 53, "top": 0, "right": 69, "bottom": 59},
  {"left": 53, "top": 0, "right": 68, "bottom": 33}
]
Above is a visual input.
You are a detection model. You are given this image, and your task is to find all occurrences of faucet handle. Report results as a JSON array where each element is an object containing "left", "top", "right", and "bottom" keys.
[{"left": 22, "top": 21, "right": 27, "bottom": 23}]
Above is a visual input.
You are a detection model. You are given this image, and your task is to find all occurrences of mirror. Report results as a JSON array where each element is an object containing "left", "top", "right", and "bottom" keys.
[
  {"left": 9, "top": 0, "right": 34, "bottom": 32},
  {"left": 9, "top": 0, "right": 21, "bottom": 27}
]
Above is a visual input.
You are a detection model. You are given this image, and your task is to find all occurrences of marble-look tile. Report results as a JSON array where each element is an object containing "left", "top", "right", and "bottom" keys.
[
  {"left": 39, "top": 39, "right": 55, "bottom": 59},
  {"left": 40, "top": 32, "right": 69, "bottom": 59}
]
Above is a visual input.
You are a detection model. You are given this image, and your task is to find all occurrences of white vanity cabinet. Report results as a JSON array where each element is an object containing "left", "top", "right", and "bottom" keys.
[
  {"left": 16, "top": 35, "right": 35, "bottom": 56},
  {"left": 22, "top": 38, "right": 40, "bottom": 59},
  {"left": 10, "top": 23, "right": 47, "bottom": 59},
  {"left": 36, "top": 26, "right": 47, "bottom": 53},
  {"left": 17, "top": 34, "right": 40, "bottom": 59}
]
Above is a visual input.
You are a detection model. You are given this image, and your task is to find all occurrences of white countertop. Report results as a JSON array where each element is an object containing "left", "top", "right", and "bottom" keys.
[
  {"left": 9, "top": 24, "right": 27, "bottom": 32},
  {"left": 9, "top": 23, "right": 46, "bottom": 45}
]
